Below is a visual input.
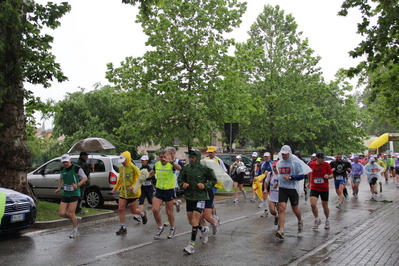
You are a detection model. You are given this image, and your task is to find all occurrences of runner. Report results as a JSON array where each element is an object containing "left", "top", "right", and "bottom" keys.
[
  {"left": 275, "top": 145, "right": 311, "bottom": 239},
  {"left": 330, "top": 153, "right": 352, "bottom": 209},
  {"left": 264, "top": 162, "right": 279, "bottom": 226},
  {"left": 350, "top": 155, "right": 364, "bottom": 199},
  {"left": 178, "top": 149, "right": 217, "bottom": 254},
  {"left": 364, "top": 157, "right": 385, "bottom": 200},
  {"left": 308, "top": 152, "right": 333, "bottom": 230},
  {"left": 111, "top": 151, "right": 148, "bottom": 235}
]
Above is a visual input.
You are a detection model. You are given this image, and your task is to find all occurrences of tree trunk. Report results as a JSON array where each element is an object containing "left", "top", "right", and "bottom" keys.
[{"left": 0, "top": 0, "right": 33, "bottom": 197}]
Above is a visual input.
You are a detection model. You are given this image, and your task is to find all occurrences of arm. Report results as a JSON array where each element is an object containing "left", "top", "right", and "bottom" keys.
[{"left": 55, "top": 173, "right": 63, "bottom": 194}]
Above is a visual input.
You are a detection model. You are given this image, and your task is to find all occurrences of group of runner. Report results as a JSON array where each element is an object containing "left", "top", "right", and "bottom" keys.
[{"left": 56, "top": 145, "right": 398, "bottom": 248}]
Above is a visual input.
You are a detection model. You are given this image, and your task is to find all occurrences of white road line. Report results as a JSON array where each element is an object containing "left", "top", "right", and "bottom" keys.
[{"left": 95, "top": 214, "right": 255, "bottom": 259}]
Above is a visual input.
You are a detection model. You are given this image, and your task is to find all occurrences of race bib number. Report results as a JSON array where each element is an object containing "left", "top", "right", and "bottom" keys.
[
  {"left": 196, "top": 201, "right": 205, "bottom": 209},
  {"left": 279, "top": 167, "right": 291, "bottom": 175},
  {"left": 143, "top": 180, "right": 152, "bottom": 186},
  {"left": 314, "top": 177, "right": 324, "bottom": 184},
  {"left": 336, "top": 175, "right": 343, "bottom": 180},
  {"left": 63, "top": 184, "right": 74, "bottom": 191},
  {"left": 371, "top": 168, "right": 378, "bottom": 173}
]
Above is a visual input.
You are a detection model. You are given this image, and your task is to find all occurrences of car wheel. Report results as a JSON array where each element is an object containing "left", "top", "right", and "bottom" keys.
[{"left": 85, "top": 189, "right": 104, "bottom": 208}]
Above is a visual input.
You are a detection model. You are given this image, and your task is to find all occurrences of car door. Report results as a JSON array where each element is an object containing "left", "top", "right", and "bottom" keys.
[{"left": 29, "top": 159, "right": 63, "bottom": 199}]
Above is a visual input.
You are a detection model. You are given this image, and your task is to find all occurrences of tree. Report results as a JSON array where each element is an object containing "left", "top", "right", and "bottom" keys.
[
  {"left": 52, "top": 85, "right": 138, "bottom": 155},
  {"left": 339, "top": 0, "right": 399, "bottom": 125},
  {"left": 235, "top": 5, "right": 325, "bottom": 152},
  {"left": 107, "top": 0, "right": 248, "bottom": 151},
  {"left": 0, "top": 0, "right": 70, "bottom": 194}
]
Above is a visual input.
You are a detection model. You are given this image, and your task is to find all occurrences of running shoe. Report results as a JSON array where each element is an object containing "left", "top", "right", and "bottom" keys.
[
  {"left": 276, "top": 229, "right": 284, "bottom": 239},
  {"left": 142, "top": 211, "right": 148, "bottom": 225},
  {"left": 201, "top": 226, "right": 209, "bottom": 244},
  {"left": 76, "top": 216, "right": 82, "bottom": 223},
  {"left": 133, "top": 215, "right": 141, "bottom": 223},
  {"left": 325, "top": 220, "right": 330, "bottom": 230},
  {"left": 374, "top": 191, "right": 378, "bottom": 194},
  {"left": 233, "top": 198, "right": 238, "bottom": 203},
  {"left": 298, "top": 220, "right": 303, "bottom": 232},
  {"left": 69, "top": 228, "right": 80, "bottom": 238},
  {"left": 355, "top": 194, "right": 358, "bottom": 199},
  {"left": 313, "top": 219, "right": 322, "bottom": 230},
  {"left": 274, "top": 217, "right": 278, "bottom": 225},
  {"left": 370, "top": 197, "right": 376, "bottom": 201},
  {"left": 167, "top": 228, "right": 177, "bottom": 239},
  {"left": 154, "top": 227, "right": 165, "bottom": 239},
  {"left": 336, "top": 203, "right": 342, "bottom": 209},
  {"left": 175, "top": 200, "right": 181, "bottom": 213},
  {"left": 212, "top": 222, "right": 219, "bottom": 235},
  {"left": 258, "top": 202, "right": 263, "bottom": 208},
  {"left": 243, "top": 191, "right": 247, "bottom": 199},
  {"left": 183, "top": 243, "right": 195, "bottom": 254},
  {"left": 250, "top": 196, "right": 256, "bottom": 202},
  {"left": 164, "top": 220, "right": 170, "bottom": 227},
  {"left": 116, "top": 227, "right": 127, "bottom": 235},
  {"left": 261, "top": 210, "right": 269, "bottom": 217}
]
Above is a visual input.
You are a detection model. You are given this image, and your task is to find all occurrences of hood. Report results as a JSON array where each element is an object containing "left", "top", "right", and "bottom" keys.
[
  {"left": 121, "top": 151, "right": 132, "bottom": 167},
  {"left": 188, "top": 149, "right": 202, "bottom": 165}
]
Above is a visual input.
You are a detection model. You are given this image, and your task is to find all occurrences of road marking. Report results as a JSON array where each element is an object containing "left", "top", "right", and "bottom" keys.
[
  {"left": 94, "top": 214, "right": 253, "bottom": 259},
  {"left": 95, "top": 241, "right": 153, "bottom": 259}
]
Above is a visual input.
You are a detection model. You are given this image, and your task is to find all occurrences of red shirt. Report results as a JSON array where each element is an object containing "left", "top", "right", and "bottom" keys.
[{"left": 309, "top": 161, "right": 332, "bottom": 192}]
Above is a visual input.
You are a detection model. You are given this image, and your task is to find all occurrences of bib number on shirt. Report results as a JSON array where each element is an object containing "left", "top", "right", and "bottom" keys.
[
  {"left": 314, "top": 177, "right": 325, "bottom": 184},
  {"left": 143, "top": 180, "right": 152, "bottom": 186},
  {"left": 336, "top": 175, "right": 343, "bottom": 180},
  {"left": 63, "top": 184, "right": 74, "bottom": 191},
  {"left": 196, "top": 201, "right": 205, "bottom": 209}
]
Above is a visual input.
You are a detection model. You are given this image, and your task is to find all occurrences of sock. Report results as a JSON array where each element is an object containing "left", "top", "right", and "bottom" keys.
[
  {"left": 263, "top": 199, "right": 269, "bottom": 210},
  {"left": 121, "top": 224, "right": 126, "bottom": 228},
  {"left": 326, "top": 218, "right": 329, "bottom": 221},
  {"left": 191, "top": 226, "right": 199, "bottom": 242}
]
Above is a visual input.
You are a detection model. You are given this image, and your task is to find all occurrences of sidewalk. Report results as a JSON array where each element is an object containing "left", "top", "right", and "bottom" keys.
[{"left": 289, "top": 197, "right": 399, "bottom": 266}]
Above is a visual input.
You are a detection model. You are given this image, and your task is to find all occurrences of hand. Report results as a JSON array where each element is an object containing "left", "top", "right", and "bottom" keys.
[
  {"left": 128, "top": 186, "right": 133, "bottom": 191},
  {"left": 72, "top": 183, "right": 78, "bottom": 189},
  {"left": 111, "top": 188, "right": 116, "bottom": 194},
  {"left": 182, "top": 183, "right": 189, "bottom": 189},
  {"left": 324, "top": 174, "right": 329, "bottom": 179},
  {"left": 55, "top": 188, "right": 60, "bottom": 194},
  {"left": 283, "top": 175, "right": 291, "bottom": 180},
  {"left": 197, "top": 183, "right": 205, "bottom": 189}
]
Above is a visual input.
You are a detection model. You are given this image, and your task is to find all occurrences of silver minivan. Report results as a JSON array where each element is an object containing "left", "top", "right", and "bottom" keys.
[{"left": 27, "top": 154, "right": 124, "bottom": 208}]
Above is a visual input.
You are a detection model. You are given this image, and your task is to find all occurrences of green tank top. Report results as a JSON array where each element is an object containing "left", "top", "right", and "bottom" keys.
[{"left": 61, "top": 164, "right": 81, "bottom": 197}]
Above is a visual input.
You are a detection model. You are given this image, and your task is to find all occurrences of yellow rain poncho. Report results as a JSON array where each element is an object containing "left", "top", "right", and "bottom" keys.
[{"left": 252, "top": 172, "right": 267, "bottom": 199}]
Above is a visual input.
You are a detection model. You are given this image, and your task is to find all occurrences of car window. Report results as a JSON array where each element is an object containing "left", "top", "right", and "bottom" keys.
[
  {"left": 41, "top": 160, "right": 63, "bottom": 175},
  {"left": 90, "top": 159, "right": 105, "bottom": 172}
]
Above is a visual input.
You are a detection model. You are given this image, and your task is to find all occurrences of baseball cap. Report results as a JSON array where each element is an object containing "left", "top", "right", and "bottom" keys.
[
  {"left": 236, "top": 155, "right": 242, "bottom": 159},
  {"left": 280, "top": 145, "right": 291, "bottom": 154},
  {"left": 61, "top": 154, "right": 71, "bottom": 162},
  {"left": 263, "top": 152, "right": 271, "bottom": 157},
  {"left": 206, "top": 146, "right": 216, "bottom": 152},
  {"left": 369, "top": 157, "right": 375, "bottom": 162},
  {"left": 118, "top": 155, "right": 126, "bottom": 163},
  {"left": 354, "top": 155, "right": 359, "bottom": 158},
  {"left": 256, "top": 157, "right": 262, "bottom": 162},
  {"left": 316, "top": 152, "right": 325, "bottom": 159},
  {"left": 311, "top": 153, "right": 316, "bottom": 157},
  {"left": 188, "top": 150, "right": 197, "bottom": 158},
  {"left": 79, "top": 151, "right": 89, "bottom": 156},
  {"left": 140, "top": 155, "right": 149, "bottom": 161},
  {"left": 252, "top": 152, "right": 258, "bottom": 157}
]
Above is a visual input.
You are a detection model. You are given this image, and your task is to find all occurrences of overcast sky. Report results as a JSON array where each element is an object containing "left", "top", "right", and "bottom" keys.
[{"left": 27, "top": 0, "right": 363, "bottom": 125}]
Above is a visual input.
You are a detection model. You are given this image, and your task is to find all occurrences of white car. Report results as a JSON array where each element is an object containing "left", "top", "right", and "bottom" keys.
[{"left": 27, "top": 154, "right": 124, "bottom": 208}]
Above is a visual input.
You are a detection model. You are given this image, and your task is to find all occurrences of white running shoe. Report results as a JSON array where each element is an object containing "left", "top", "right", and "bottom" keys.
[
  {"left": 183, "top": 243, "right": 195, "bottom": 254},
  {"left": 175, "top": 200, "right": 181, "bottom": 213},
  {"left": 201, "top": 226, "right": 209, "bottom": 244},
  {"left": 69, "top": 228, "right": 80, "bottom": 238}
]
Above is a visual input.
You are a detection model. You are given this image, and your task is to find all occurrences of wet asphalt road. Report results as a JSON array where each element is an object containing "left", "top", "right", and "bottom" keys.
[{"left": 1, "top": 177, "right": 398, "bottom": 266}]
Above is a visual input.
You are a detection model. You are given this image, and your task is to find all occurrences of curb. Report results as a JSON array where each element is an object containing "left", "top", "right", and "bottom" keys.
[{"left": 33, "top": 210, "right": 115, "bottom": 230}]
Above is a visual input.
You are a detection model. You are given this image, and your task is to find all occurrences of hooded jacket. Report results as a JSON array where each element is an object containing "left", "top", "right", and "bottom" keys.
[
  {"left": 113, "top": 151, "right": 141, "bottom": 199},
  {"left": 178, "top": 149, "right": 217, "bottom": 201}
]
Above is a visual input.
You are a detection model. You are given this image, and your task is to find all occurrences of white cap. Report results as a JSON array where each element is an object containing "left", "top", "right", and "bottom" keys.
[
  {"left": 280, "top": 145, "right": 291, "bottom": 154},
  {"left": 369, "top": 157, "right": 375, "bottom": 162},
  {"left": 118, "top": 155, "right": 126, "bottom": 163},
  {"left": 311, "top": 153, "right": 316, "bottom": 157},
  {"left": 61, "top": 154, "right": 71, "bottom": 162},
  {"left": 263, "top": 152, "right": 271, "bottom": 157},
  {"left": 252, "top": 152, "right": 258, "bottom": 157},
  {"left": 140, "top": 155, "right": 149, "bottom": 161},
  {"left": 236, "top": 155, "right": 242, "bottom": 159}
]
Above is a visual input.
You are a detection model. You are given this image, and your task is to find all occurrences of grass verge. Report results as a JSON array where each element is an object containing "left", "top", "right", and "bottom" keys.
[{"left": 35, "top": 200, "right": 109, "bottom": 222}]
